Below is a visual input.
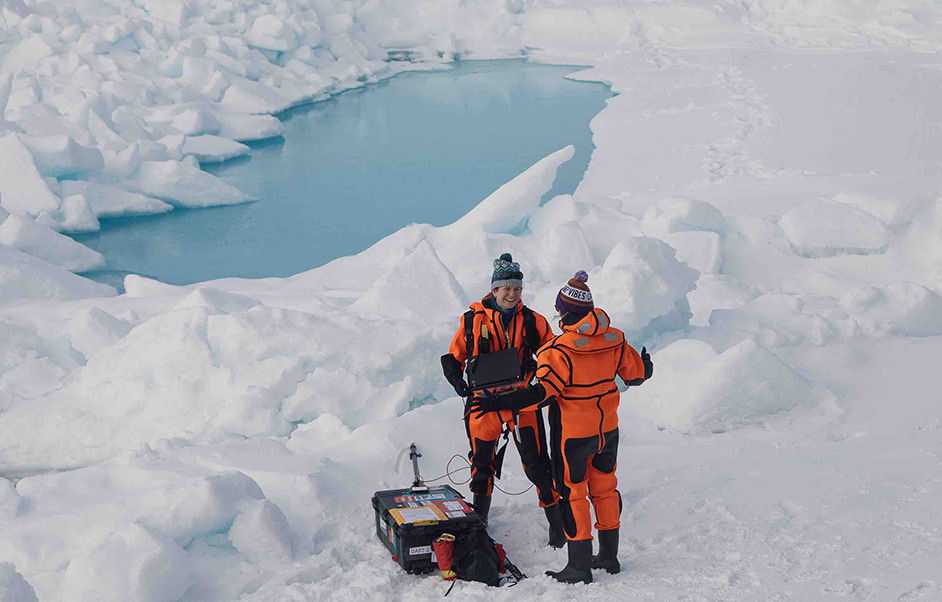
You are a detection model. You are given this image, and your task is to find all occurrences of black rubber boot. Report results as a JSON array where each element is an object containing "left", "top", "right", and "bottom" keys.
[
  {"left": 591, "top": 528, "right": 620, "bottom": 574},
  {"left": 472, "top": 494, "right": 491, "bottom": 526},
  {"left": 545, "top": 539, "right": 592, "bottom": 584},
  {"left": 544, "top": 504, "right": 566, "bottom": 549}
]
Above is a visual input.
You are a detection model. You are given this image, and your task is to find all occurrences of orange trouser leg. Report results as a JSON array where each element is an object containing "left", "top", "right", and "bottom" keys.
[
  {"left": 513, "top": 409, "right": 559, "bottom": 507},
  {"left": 588, "top": 428, "right": 621, "bottom": 531},
  {"left": 464, "top": 404, "right": 504, "bottom": 496}
]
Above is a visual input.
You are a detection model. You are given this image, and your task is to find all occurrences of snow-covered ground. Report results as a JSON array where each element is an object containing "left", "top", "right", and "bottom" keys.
[{"left": 3, "top": 1, "right": 942, "bottom": 600}]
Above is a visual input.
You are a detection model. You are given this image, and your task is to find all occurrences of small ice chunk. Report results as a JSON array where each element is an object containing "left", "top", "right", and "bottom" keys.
[
  {"left": 832, "top": 191, "right": 918, "bottom": 227},
  {"left": 125, "top": 160, "right": 252, "bottom": 207},
  {"left": 0, "top": 133, "right": 61, "bottom": 217},
  {"left": 181, "top": 135, "right": 250, "bottom": 163},
  {"left": 0, "top": 245, "right": 115, "bottom": 301},
  {"left": 0, "top": 35, "right": 54, "bottom": 73},
  {"left": 662, "top": 230, "right": 723, "bottom": 275},
  {"left": 215, "top": 112, "right": 284, "bottom": 142},
  {"left": 591, "top": 237, "right": 699, "bottom": 337},
  {"left": 35, "top": 194, "right": 100, "bottom": 233},
  {"left": 247, "top": 15, "right": 297, "bottom": 52},
  {"left": 59, "top": 181, "right": 173, "bottom": 218},
  {"left": 287, "top": 413, "right": 352, "bottom": 454},
  {"left": 537, "top": 221, "right": 597, "bottom": 283},
  {"left": 0, "top": 214, "right": 105, "bottom": 272},
  {"left": 641, "top": 197, "right": 727, "bottom": 239},
  {"left": 67, "top": 307, "right": 133, "bottom": 358},
  {"left": 173, "top": 287, "right": 261, "bottom": 314},
  {"left": 141, "top": 0, "right": 187, "bottom": 27},
  {"left": 0, "top": 73, "right": 13, "bottom": 116},
  {"left": 780, "top": 200, "right": 888, "bottom": 257},
  {"left": 0, "top": 562, "right": 37, "bottom": 602},
  {"left": 62, "top": 523, "right": 192, "bottom": 602},
  {"left": 220, "top": 79, "right": 294, "bottom": 114},
  {"left": 171, "top": 108, "right": 221, "bottom": 136},
  {"left": 0, "top": 478, "right": 23, "bottom": 518},
  {"left": 228, "top": 500, "right": 294, "bottom": 563}
]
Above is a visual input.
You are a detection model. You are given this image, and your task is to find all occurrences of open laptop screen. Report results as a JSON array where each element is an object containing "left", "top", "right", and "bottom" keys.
[{"left": 466, "top": 348, "right": 523, "bottom": 391}]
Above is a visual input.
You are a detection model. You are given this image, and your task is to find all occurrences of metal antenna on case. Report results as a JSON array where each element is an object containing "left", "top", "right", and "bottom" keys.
[{"left": 409, "top": 443, "right": 428, "bottom": 492}]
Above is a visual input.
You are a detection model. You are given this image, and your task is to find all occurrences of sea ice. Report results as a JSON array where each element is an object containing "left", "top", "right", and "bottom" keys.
[
  {"left": 779, "top": 199, "right": 888, "bottom": 257},
  {"left": 0, "top": 133, "right": 60, "bottom": 217},
  {"left": 0, "top": 245, "right": 115, "bottom": 301},
  {"left": 124, "top": 160, "right": 252, "bottom": 207},
  {"left": 0, "top": 214, "right": 105, "bottom": 272},
  {"left": 58, "top": 181, "right": 173, "bottom": 218}
]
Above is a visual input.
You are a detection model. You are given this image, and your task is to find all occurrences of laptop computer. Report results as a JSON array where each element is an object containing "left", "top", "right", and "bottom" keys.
[{"left": 466, "top": 348, "right": 524, "bottom": 392}]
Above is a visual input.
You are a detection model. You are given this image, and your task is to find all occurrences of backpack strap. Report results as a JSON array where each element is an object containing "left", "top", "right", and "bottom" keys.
[
  {"left": 463, "top": 309, "right": 475, "bottom": 358},
  {"left": 520, "top": 306, "right": 540, "bottom": 352}
]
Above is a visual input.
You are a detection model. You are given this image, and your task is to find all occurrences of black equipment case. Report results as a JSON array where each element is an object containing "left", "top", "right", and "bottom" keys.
[{"left": 372, "top": 444, "right": 485, "bottom": 574}]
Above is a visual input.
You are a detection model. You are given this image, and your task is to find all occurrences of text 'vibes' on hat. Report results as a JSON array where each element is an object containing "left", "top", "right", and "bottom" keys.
[
  {"left": 491, "top": 253, "right": 523, "bottom": 289},
  {"left": 556, "top": 270, "right": 593, "bottom": 317}
]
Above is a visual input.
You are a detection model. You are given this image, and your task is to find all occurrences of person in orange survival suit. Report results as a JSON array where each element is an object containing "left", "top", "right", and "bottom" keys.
[
  {"left": 468, "top": 270, "right": 654, "bottom": 584},
  {"left": 441, "top": 253, "right": 566, "bottom": 548}
]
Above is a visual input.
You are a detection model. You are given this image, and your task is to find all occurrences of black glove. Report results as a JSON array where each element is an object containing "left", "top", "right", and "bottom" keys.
[
  {"left": 441, "top": 354, "right": 469, "bottom": 397},
  {"left": 466, "top": 389, "right": 500, "bottom": 418},
  {"left": 641, "top": 346, "right": 654, "bottom": 379}
]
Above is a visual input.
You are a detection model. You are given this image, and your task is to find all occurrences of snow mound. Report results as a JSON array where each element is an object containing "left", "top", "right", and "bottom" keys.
[
  {"left": 61, "top": 523, "right": 192, "bottom": 602},
  {"left": 286, "top": 413, "right": 352, "bottom": 454},
  {"left": 638, "top": 338, "right": 832, "bottom": 433},
  {"left": 841, "top": 282, "right": 942, "bottom": 337},
  {"left": 780, "top": 200, "right": 888, "bottom": 257},
  {"left": 67, "top": 308, "right": 133, "bottom": 359},
  {"left": 0, "top": 245, "right": 115, "bottom": 302},
  {"left": 0, "top": 215, "right": 105, "bottom": 272},
  {"left": 591, "top": 237, "right": 699, "bottom": 340},
  {"left": 173, "top": 287, "right": 261, "bottom": 314},
  {"left": 228, "top": 499, "right": 293, "bottom": 564},
  {"left": 0, "top": 563, "right": 37, "bottom": 602},
  {"left": 352, "top": 240, "right": 468, "bottom": 322}
]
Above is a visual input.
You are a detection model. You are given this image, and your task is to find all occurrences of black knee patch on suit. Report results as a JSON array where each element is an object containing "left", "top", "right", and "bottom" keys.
[
  {"left": 615, "top": 488, "right": 623, "bottom": 516},
  {"left": 591, "top": 428, "right": 619, "bottom": 473},
  {"left": 469, "top": 438, "right": 496, "bottom": 494},
  {"left": 563, "top": 435, "right": 597, "bottom": 484}
]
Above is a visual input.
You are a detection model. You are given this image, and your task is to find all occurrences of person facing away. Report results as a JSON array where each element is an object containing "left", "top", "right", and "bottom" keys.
[
  {"left": 440, "top": 253, "right": 566, "bottom": 548},
  {"left": 468, "top": 270, "right": 654, "bottom": 584}
]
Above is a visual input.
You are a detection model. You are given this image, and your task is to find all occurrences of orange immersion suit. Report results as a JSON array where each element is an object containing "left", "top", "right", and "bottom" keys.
[
  {"left": 441, "top": 296, "right": 559, "bottom": 507},
  {"left": 524, "top": 308, "right": 649, "bottom": 541}
]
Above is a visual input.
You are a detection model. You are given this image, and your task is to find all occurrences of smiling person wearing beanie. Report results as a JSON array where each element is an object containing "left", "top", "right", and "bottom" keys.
[
  {"left": 440, "top": 253, "right": 566, "bottom": 548},
  {"left": 468, "top": 270, "right": 654, "bottom": 584}
]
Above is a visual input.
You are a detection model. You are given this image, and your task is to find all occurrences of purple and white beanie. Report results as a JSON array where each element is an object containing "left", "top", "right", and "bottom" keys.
[
  {"left": 555, "top": 271, "right": 594, "bottom": 317},
  {"left": 491, "top": 253, "right": 524, "bottom": 289}
]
